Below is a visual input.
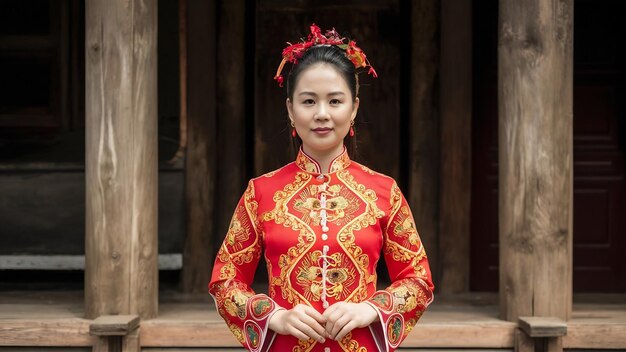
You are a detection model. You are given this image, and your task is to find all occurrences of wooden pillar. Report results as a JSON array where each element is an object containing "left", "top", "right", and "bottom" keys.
[
  {"left": 216, "top": 0, "right": 248, "bottom": 247},
  {"left": 409, "top": 0, "right": 441, "bottom": 286},
  {"left": 180, "top": 0, "right": 218, "bottom": 293},
  {"left": 439, "top": 0, "right": 473, "bottom": 293},
  {"left": 85, "top": 0, "right": 158, "bottom": 319},
  {"left": 498, "top": 0, "right": 573, "bottom": 321}
]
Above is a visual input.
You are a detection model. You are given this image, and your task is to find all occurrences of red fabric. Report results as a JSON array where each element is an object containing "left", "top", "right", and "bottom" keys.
[{"left": 209, "top": 148, "right": 434, "bottom": 352}]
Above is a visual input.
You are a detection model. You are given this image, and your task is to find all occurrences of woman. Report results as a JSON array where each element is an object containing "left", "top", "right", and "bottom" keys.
[{"left": 209, "top": 24, "right": 434, "bottom": 352}]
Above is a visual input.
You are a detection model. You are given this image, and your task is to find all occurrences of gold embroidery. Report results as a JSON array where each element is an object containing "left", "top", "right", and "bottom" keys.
[
  {"left": 262, "top": 172, "right": 315, "bottom": 305},
  {"left": 293, "top": 184, "right": 359, "bottom": 227},
  {"left": 393, "top": 206, "right": 421, "bottom": 247},
  {"left": 225, "top": 205, "right": 252, "bottom": 252},
  {"left": 335, "top": 170, "right": 385, "bottom": 302},
  {"left": 292, "top": 338, "right": 316, "bottom": 352},
  {"left": 386, "top": 280, "right": 430, "bottom": 318},
  {"left": 296, "top": 250, "right": 356, "bottom": 301},
  {"left": 339, "top": 331, "right": 367, "bottom": 352}
]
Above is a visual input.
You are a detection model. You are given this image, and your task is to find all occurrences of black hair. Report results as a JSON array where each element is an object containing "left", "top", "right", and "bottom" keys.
[
  {"left": 286, "top": 45, "right": 359, "bottom": 101},
  {"left": 286, "top": 45, "right": 359, "bottom": 158}
]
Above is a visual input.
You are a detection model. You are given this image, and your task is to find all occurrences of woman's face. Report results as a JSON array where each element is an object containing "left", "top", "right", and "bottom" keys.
[{"left": 287, "top": 63, "right": 359, "bottom": 158}]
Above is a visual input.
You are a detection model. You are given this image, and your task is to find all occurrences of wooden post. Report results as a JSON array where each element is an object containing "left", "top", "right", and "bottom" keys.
[
  {"left": 498, "top": 0, "right": 573, "bottom": 321},
  {"left": 439, "top": 0, "right": 472, "bottom": 293},
  {"left": 216, "top": 0, "right": 248, "bottom": 248},
  {"left": 180, "top": 0, "right": 217, "bottom": 293},
  {"left": 409, "top": 0, "right": 441, "bottom": 286},
  {"left": 90, "top": 315, "right": 141, "bottom": 352},
  {"left": 85, "top": 0, "right": 158, "bottom": 319}
]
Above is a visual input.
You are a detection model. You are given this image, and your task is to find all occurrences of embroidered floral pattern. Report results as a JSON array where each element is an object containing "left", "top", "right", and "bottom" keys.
[
  {"left": 293, "top": 184, "right": 360, "bottom": 227},
  {"left": 209, "top": 149, "right": 434, "bottom": 352}
]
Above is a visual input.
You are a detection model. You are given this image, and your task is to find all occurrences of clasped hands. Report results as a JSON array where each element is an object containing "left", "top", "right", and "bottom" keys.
[{"left": 268, "top": 302, "right": 379, "bottom": 343}]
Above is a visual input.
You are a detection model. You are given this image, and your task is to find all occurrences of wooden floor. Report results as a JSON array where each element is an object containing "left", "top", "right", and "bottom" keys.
[{"left": 1, "top": 291, "right": 625, "bottom": 350}]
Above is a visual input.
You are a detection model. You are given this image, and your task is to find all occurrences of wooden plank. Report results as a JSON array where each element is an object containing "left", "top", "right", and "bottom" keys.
[
  {"left": 563, "top": 322, "right": 626, "bottom": 349},
  {"left": 84, "top": 0, "right": 158, "bottom": 319},
  {"left": 89, "top": 315, "right": 139, "bottom": 336},
  {"left": 514, "top": 329, "right": 534, "bottom": 352},
  {"left": 408, "top": 0, "right": 440, "bottom": 287},
  {"left": 498, "top": 0, "right": 573, "bottom": 321},
  {"left": 439, "top": 0, "right": 472, "bottom": 293},
  {"left": 0, "top": 319, "right": 92, "bottom": 346},
  {"left": 518, "top": 316, "right": 567, "bottom": 338},
  {"left": 215, "top": 0, "right": 248, "bottom": 258},
  {"left": 180, "top": 0, "right": 217, "bottom": 293}
]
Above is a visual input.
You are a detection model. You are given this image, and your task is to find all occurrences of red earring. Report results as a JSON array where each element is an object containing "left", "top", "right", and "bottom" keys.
[
  {"left": 349, "top": 126, "right": 355, "bottom": 137},
  {"left": 292, "top": 128, "right": 297, "bottom": 138}
]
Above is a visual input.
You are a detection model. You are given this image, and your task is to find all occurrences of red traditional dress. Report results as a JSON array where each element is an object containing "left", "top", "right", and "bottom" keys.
[{"left": 209, "top": 147, "right": 434, "bottom": 352}]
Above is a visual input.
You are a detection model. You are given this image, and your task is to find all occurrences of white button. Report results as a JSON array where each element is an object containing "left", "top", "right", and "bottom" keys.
[
  {"left": 317, "top": 174, "right": 325, "bottom": 180},
  {"left": 322, "top": 226, "right": 329, "bottom": 232},
  {"left": 321, "top": 233, "right": 328, "bottom": 240},
  {"left": 324, "top": 348, "right": 331, "bottom": 352}
]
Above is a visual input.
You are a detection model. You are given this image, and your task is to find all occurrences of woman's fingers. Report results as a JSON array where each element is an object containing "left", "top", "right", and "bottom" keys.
[{"left": 302, "top": 304, "right": 327, "bottom": 324}]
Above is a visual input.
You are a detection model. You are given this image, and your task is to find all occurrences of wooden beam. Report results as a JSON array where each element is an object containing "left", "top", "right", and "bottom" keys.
[
  {"left": 84, "top": 0, "right": 158, "bottom": 319},
  {"left": 90, "top": 315, "right": 140, "bottom": 336},
  {"left": 180, "top": 0, "right": 217, "bottom": 293},
  {"left": 498, "top": 0, "right": 573, "bottom": 321},
  {"left": 439, "top": 0, "right": 473, "bottom": 293},
  {"left": 518, "top": 316, "right": 567, "bottom": 338},
  {"left": 409, "top": 0, "right": 441, "bottom": 287}
]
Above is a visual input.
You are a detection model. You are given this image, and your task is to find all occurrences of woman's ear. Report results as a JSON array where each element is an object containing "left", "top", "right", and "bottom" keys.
[
  {"left": 286, "top": 98, "right": 294, "bottom": 123},
  {"left": 351, "top": 97, "right": 360, "bottom": 120}
]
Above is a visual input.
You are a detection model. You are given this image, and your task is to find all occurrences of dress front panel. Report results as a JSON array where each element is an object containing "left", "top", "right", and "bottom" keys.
[{"left": 209, "top": 148, "right": 434, "bottom": 352}]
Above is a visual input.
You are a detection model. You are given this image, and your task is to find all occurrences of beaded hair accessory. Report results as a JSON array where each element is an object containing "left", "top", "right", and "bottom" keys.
[{"left": 273, "top": 23, "right": 378, "bottom": 87}]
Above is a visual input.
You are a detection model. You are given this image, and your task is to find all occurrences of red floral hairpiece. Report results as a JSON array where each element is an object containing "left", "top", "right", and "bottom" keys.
[{"left": 274, "top": 24, "right": 378, "bottom": 87}]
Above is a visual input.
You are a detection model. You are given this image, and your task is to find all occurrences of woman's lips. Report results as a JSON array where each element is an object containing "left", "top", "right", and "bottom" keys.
[{"left": 312, "top": 127, "right": 332, "bottom": 135}]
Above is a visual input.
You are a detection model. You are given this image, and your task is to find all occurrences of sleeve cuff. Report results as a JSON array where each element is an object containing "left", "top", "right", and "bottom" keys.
[
  {"left": 243, "top": 294, "right": 285, "bottom": 352},
  {"left": 365, "top": 291, "right": 406, "bottom": 352}
]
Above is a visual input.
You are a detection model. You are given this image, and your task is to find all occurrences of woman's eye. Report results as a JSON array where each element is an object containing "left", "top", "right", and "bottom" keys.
[
  {"left": 302, "top": 99, "right": 315, "bottom": 105},
  {"left": 330, "top": 99, "right": 341, "bottom": 105}
]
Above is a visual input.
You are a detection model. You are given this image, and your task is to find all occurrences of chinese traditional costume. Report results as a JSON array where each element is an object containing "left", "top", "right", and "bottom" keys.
[{"left": 209, "top": 147, "right": 434, "bottom": 352}]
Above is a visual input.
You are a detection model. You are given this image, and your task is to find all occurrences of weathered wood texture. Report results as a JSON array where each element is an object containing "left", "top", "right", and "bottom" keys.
[
  {"left": 84, "top": 0, "right": 158, "bottom": 319},
  {"left": 180, "top": 0, "right": 217, "bottom": 293},
  {"left": 498, "top": 0, "right": 573, "bottom": 321},
  {"left": 515, "top": 329, "right": 534, "bottom": 352},
  {"left": 439, "top": 0, "right": 472, "bottom": 293},
  {"left": 123, "top": 329, "right": 141, "bottom": 352},
  {"left": 215, "top": 0, "right": 248, "bottom": 255},
  {"left": 518, "top": 316, "right": 567, "bottom": 337},
  {"left": 408, "top": 0, "right": 441, "bottom": 287},
  {"left": 89, "top": 315, "right": 140, "bottom": 336},
  {"left": 92, "top": 336, "right": 118, "bottom": 352}
]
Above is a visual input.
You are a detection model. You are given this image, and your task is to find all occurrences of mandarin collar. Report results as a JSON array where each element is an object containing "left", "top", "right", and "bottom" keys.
[{"left": 295, "top": 147, "right": 351, "bottom": 174}]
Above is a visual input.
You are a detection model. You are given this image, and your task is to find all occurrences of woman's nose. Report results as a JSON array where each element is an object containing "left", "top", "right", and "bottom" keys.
[{"left": 315, "top": 103, "right": 330, "bottom": 120}]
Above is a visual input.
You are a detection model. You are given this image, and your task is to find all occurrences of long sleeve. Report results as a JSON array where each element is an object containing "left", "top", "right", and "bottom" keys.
[
  {"left": 209, "top": 180, "right": 284, "bottom": 352},
  {"left": 365, "top": 181, "right": 434, "bottom": 352}
]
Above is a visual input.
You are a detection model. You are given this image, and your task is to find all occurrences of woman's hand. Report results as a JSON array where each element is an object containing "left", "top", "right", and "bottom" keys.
[
  {"left": 268, "top": 304, "right": 327, "bottom": 343},
  {"left": 322, "top": 302, "right": 379, "bottom": 341}
]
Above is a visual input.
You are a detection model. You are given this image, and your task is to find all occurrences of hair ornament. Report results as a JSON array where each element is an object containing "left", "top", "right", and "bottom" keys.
[{"left": 274, "top": 24, "right": 378, "bottom": 87}]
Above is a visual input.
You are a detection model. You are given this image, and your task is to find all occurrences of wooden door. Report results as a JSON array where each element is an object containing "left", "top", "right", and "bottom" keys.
[{"left": 471, "top": 0, "right": 626, "bottom": 292}]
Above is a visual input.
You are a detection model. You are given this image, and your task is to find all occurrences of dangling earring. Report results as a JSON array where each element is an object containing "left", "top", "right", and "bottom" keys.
[
  {"left": 291, "top": 121, "right": 296, "bottom": 138},
  {"left": 349, "top": 120, "right": 355, "bottom": 137}
]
